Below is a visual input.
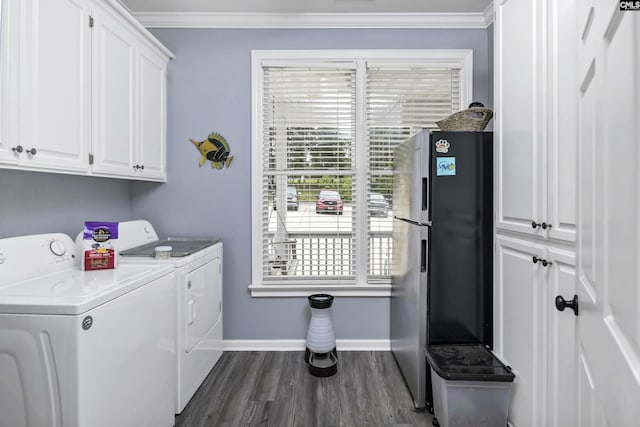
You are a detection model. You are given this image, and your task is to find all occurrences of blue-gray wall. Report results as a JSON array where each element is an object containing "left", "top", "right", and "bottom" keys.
[
  {"left": 0, "top": 169, "right": 132, "bottom": 238},
  {"left": 0, "top": 27, "right": 492, "bottom": 342}
]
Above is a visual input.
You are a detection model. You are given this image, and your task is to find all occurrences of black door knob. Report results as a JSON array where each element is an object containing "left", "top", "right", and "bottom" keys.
[{"left": 555, "top": 294, "right": 579, "bottom": 316}]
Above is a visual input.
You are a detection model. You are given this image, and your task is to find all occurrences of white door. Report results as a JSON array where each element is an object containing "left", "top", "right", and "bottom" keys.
[
  {"left": 576, "top": 2, "right": 640, "bottom": 425},
  {"left": 184, "top": 257, "right": 221, "bottom": 353}
]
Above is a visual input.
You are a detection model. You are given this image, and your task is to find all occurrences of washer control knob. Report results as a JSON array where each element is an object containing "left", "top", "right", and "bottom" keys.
[{"left": 49, "top": 239, "right": 67, "bottom": 256}]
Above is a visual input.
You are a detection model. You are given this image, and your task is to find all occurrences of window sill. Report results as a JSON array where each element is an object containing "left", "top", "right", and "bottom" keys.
[{"left": 249, "top": 283, "right": 391, "bottom": 297}]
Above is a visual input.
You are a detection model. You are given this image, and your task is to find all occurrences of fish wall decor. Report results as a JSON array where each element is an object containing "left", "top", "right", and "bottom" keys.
[{"left": 189, "top": 132, "right": 234, "bottom": 169}]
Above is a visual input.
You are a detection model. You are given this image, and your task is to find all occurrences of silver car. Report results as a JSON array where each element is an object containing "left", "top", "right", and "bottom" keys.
[
  {"left": 286, "top": 186, "right": 299, "bottom": 211},
  {"left": 368, "top": 192, "right": 390, "bottom": 217}
]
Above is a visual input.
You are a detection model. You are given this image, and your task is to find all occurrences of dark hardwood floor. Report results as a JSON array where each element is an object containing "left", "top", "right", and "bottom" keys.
[{"left": 175, "top": 351, "right": 432, "bottom": 427}]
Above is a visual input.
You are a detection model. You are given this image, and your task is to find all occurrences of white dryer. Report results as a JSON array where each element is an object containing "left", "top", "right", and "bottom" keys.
[
  {"left": 116, "top": 220, "right": 223, "bottom": 414},
  {"left": 0, "top": 233, "right": 176, "bottom": 427}
]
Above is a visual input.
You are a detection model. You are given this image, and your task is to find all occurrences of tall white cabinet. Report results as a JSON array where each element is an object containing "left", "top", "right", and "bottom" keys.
[
  {"left": 494, "top": 0, "right": 578, "bottom": 425},
  {"left": 0, "top": 0, "right": 173, "bottom": 181}
]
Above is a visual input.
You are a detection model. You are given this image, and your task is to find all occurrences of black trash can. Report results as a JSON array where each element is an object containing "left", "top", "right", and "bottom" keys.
[{"left": 426, "top": 344, "right": 515, "bottom": 427}]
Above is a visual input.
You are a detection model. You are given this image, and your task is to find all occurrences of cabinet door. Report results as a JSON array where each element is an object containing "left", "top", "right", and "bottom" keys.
[
  {"left": 136, "top": 45, "right": 167, "bottom": 181},
  {"left": 19, "top": 0, "right": 90, "bottom": 173},
  {"left": 496, "top": 234, "right": 578, "bottom": 427},
  {"left": 495, "top": 0, "right": 545, "bottom": 237},
  {"left": 495, "top": 235, "right": 547, "bottom": 426},
  {"left": 545, "top": 246, "right": 577, "bottom": 427},
  {"left": 0, "top": 0, "right": 20, "bottom": 165},
  {"left": 90, "top": 2, "right": 137, "bottom": 177},
  {"left": 546, "top": 0, "right": 577, "bottom": 243}
]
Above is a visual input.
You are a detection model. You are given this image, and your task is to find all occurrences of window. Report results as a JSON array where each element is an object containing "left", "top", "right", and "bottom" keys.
[{"left": 251, "top": 50, "right": 472, "bottom": 296}]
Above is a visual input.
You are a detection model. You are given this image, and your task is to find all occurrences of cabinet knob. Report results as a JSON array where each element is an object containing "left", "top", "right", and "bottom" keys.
[
  {"left": 25, "top": 148, "right": 37, "bottom": 155},
  {"left": 139, "top": 164, "right": 144, "bottom": 170},
  {"left": 532, "top": 256, "right": 552, "bottom": 267},
  {"left": 12, "top": 145, "right": 23, "bottom": 153},
  {"left": 532, "top": 221, "right": 553, "bottom": 230},
  {"left": 555, "top": 294, "right": 579, "bottom": 316}
]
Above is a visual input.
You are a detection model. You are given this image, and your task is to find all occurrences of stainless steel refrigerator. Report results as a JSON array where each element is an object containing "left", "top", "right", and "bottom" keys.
[{"left": 390, "top": 130, "right": 493, "bottom": 410}]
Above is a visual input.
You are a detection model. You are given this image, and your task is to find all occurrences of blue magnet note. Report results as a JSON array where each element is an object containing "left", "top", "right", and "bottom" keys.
[{"left": 436, "top": 157, "right": 456, "bottom": 176}]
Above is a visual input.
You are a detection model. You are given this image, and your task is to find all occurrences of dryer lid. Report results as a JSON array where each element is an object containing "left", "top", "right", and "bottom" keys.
[{"left": 120, "top": 238, "right": 220, "bottom": 258}]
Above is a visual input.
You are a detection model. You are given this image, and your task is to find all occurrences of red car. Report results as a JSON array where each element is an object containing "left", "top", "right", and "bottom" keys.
[{"left": 315, "top": 190, "right": 344, "bottom": 215}]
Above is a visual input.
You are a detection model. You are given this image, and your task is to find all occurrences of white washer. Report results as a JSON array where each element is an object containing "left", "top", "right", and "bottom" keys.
[
  {"left": 0, "top": 233, "right": 176, "bottom": 427},
  {"left": 115, "top": 220, "right": 223, "bottom": 414}
]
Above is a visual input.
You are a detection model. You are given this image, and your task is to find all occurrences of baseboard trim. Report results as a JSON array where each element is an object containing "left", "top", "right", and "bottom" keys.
[{"left": 223, "top": 339, "right": 391, "bottom": 352}]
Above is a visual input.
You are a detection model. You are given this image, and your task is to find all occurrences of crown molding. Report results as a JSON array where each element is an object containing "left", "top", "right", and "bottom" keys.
[
  {"left": 483, "top": 2, "right": 495, "bottom": 26},
  {"left": 133, "top": 11, "right": 494, "bottom": 29}
]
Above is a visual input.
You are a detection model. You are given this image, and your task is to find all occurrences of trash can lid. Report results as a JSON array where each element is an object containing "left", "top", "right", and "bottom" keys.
[{"left": 426, "top": 344, "right": 515, "bottom": 382}]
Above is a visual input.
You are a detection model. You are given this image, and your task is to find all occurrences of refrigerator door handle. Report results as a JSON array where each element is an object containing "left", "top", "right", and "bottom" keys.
[
  {"left": 393, "top": 217, "right": 432, "bottom": 227},
  {"left": 422, "top": 178, "right": 429, "bottom": 211}
]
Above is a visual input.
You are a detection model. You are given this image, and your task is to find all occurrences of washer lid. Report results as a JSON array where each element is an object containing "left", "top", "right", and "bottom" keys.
[{"left": 0, "top": 263, "right": 173, "bottom": 315}]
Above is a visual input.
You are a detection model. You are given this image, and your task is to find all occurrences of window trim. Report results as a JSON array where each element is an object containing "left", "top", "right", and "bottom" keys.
[{"left": 250, "top": 49, "right": 473, "bottom": 297}]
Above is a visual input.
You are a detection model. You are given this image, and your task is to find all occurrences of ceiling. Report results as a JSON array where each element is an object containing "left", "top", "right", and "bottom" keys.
[{"left": 119, "top": 0, "right": 493, "bottom": 14}]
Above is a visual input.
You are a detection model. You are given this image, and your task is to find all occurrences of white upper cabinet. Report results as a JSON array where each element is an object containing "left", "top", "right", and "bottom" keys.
[
  {"left": 90, "top": 1, "right": 169, "bottom": 181},
  {"left": 0, "top": 0, "right": 173, "bottom": 181},
  {"left": 495, "top": 0, "right": 577, "bottom": 243}
]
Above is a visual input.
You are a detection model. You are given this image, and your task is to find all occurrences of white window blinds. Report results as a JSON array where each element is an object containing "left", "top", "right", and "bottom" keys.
[{"left": 262, "top": 65, "right": 357, "bottom": 284}]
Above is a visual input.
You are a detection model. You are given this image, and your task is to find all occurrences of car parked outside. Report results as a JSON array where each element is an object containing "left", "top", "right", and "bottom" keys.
[
  {"left": 315, "top": 190, "right": 344, "bottom": 215},
  {"left": 368, "top": 192, "right": 390, "bottom": 217},
  {"left": 286, "top": 186, "right": 299, "bottom": 211}
]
